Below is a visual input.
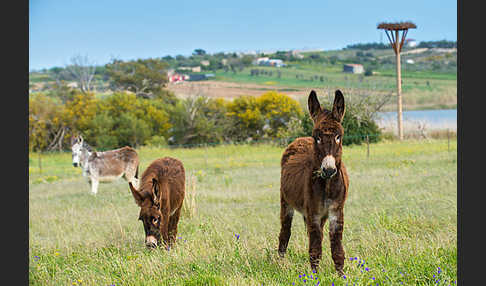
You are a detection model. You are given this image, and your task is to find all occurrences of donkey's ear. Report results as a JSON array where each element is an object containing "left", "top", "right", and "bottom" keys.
[
  {"left": 70, "top": 135, "right": 77, "bottom": 145},
  {"left": 152, "top": 178, "right": 160, "bottom": 205},
  {"left": 308, "top": 90, "right": 321, "bottom": 122},
  {"left": 332, "top": 90, "right": 345, "bottom": 123},
  {"left": 129, "top": 182, "right": 143, "bottom": 207}
]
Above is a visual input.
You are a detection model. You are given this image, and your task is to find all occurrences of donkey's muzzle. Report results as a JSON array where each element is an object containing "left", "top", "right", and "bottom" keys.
[
  {"left": 145, "top": 236, "right": 158, "bottom": 249},
  {"left": 321, "top": 168, "right": 337, "bottom": 179},
  {"left": 73, "top": 163, "right": 78, "bottom": 167}
]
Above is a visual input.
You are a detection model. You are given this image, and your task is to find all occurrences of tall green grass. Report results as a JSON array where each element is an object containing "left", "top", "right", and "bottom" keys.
[{"left": 29, "top": 139, "right": 457, "bottom": 285}]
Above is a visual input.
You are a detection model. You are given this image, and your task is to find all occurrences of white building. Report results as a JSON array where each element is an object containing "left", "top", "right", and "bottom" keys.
[
  {"left": 343, "top": 64, "right": 364, "bottom": 74},
  {"left": 405, "top": 39, "right": 418, "bottom": 48}
]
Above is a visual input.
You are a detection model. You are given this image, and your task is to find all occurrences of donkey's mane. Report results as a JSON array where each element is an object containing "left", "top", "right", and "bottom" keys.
[{"left": 82, "top": 141, "right": 94, "bottom": 152}]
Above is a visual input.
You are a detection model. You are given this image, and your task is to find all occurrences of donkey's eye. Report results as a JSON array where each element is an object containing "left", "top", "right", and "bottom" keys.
[
  {"left": 335, "top": 135, "right": 341, "bottom": 144},
  {"left": 316, "top": 137, "right": 322, "bottom": 144},
  {"left": 152, "top": 217, "right": 159, "bottom": 224}
]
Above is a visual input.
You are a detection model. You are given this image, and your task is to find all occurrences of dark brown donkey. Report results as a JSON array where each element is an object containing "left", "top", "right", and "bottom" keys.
[
  {"left": 278, "top": 89, "right": 349, "bottom": 275},
  {"left": 129, "top": 157, "right": 185, "bottom": 249}
]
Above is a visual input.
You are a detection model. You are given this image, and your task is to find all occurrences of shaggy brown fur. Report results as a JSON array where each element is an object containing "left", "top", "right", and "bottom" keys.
[
  {"left": 279, "top": 90, "right": 349, "bottom": 275},
  {"left": 129, "top": 157, "right": 185, "bottom": 249}
]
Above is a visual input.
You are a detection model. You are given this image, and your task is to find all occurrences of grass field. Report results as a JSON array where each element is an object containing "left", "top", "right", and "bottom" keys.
[
  {"left": 211, "top": 65, "right": 456, "bottom": 111},
  {"left": 29, "top": 139, "right": 457, "bottom": 285}
]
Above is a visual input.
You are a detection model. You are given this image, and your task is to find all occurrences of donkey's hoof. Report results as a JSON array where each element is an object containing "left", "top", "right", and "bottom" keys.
[
  {"left": 310, "top": 261, "right": 320, "bottom": 273},
  {"left": 278, "top": 251, "right": 286, "bottom": 258},
  {"left": 336, "top": 269, "right": 345, "bottom": 277}
]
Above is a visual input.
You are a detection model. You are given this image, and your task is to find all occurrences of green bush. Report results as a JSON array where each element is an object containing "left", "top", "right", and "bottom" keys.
[
  {"left": 167, "top": 96, "right": 227, "bottom": 146},
  {"left": 84, "top": 112, "right": 118, "bottom": 149},
  {"left": 341, "top": 113, "right": 381, "bottom": 145}
]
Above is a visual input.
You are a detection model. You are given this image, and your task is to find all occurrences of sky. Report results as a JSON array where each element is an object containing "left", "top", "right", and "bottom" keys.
[{"left": 29, "top": 0, "right": 457, "bottom": 71}]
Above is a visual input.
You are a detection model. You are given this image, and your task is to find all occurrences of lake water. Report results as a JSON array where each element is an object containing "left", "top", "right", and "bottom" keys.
[{"left": 376, "top": 109, "right": 457, "bottom": 131}]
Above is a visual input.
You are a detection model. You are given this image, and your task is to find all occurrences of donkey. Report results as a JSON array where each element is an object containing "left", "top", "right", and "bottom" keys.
[
  {"left": 278, "top": 90, "right": 349, "bottom": 275},
  {"left": 129, "top": 157, "right": 185, "bottom": 249},
  {"left": 71, "top": 135, "right": 140, "bottom": 195}
]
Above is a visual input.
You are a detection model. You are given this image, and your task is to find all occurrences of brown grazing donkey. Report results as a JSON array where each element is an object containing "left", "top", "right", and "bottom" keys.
[
  {"left": 279, "top": 89, "right": 349, "bottom": 275},
  {"left": 129, "top": 157, "right": 185, "bottom": 249}
]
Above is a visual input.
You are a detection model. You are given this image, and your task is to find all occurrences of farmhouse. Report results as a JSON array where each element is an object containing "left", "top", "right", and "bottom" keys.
[
  {"left": 405, "top": 38, "right": 418, "bottom": 48},
  {"left": 343, "top": 64, "right": 364, "bottom": 74},
  {"left": 254, "top": 57, "right": 286, "bottom": 67},
  {"left": 168, "top": 73, "right": 189, "bottom": 83}
]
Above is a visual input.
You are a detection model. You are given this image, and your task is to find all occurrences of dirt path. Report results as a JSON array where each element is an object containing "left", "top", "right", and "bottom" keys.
[{"left": 167, "top": 80, "right": 311, "bottom": 100}]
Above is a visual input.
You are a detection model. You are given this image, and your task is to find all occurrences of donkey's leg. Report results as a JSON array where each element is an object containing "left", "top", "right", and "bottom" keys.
[
  {"left": 307, "top": 214, "right": 324, "bottom": 272},
  {"left": 168, "top": 207, "right": 182, "bottom": 247},
  {"left": 90, "top": 177, "right": 99, "bottom": 195},
  {"left": 124, "top": 165, "right": 140, "bottom": 189},
  {"left": 160, "top": 214, "right": 170, "bottom": 250},
  {"left": 278, "top": 197, "right": 294, "bottom": 257},
  {"left": 328, "top": 207, "right": 345, "bottom": 276}
]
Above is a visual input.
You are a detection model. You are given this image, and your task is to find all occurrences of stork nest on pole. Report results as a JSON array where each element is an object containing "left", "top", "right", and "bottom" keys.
[
  {"left": 377, "top": 21, "right": 417, "bottom": 31},
  {"left": 377, "top": 21, "right": 416, "bottom": 54}
]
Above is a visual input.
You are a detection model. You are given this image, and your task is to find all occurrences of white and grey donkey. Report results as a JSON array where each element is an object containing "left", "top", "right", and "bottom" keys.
[{"left": 71, "top": 135, "right": 140, "bottom": 195}]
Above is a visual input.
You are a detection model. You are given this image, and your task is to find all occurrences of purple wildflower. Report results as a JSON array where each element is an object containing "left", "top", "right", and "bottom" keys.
[
  {"left": 235, "top": 234, "right": 240, "bottom": 241},
  {"left": 365, "top": 267, "right": 369, "bottom": 271}
]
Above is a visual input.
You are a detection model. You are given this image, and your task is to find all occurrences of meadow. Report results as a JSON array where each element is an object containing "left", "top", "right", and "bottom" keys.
[
  {"left": 29, "top": 138, "right": 457, "bottom": 285},
  {"left": 212, "top": 65, "right": 457, "bottom": 111}
]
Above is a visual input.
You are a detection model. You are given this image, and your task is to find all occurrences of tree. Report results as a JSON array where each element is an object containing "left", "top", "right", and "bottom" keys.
[
  {"left": 106, "top": 58, "right": 170, "bottom": 99},
  {"left": 193, "top": 49, "right": 207, "bottom": 56},
  {"left": 63, "top": 54, "right": 96, "bottom": 94},
  {"left": 29, "top": 93, "right": 66, "bottom": 151}
]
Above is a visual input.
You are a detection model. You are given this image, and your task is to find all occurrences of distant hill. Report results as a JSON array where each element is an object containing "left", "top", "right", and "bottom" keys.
[{"left": 29, "top": 41, "right": 456, "bottom": 95}]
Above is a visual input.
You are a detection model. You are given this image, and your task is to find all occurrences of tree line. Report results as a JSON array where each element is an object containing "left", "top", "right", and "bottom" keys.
[{"left": 29, "top": 89, "right": 383, "bottom": 152}]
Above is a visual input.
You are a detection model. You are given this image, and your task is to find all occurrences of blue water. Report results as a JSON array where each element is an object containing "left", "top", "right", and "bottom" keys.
[{"left": 376, "top": 109, "right": 457, "bottom": 130}]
